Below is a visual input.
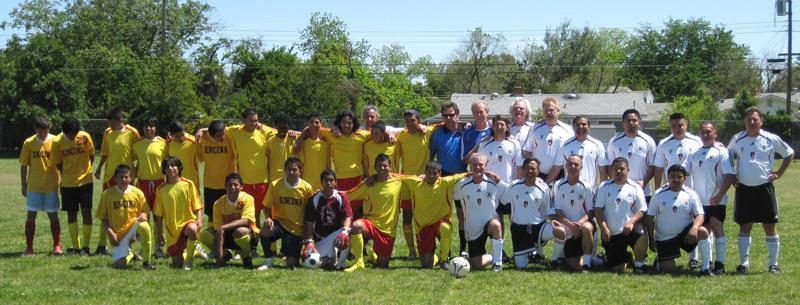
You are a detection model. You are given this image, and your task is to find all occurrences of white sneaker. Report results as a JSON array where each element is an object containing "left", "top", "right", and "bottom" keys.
[
  {"left": 194, "top": 244, "right": 208, "bottom": 260},
  {"left": 183, "top": 261, "right": 193, "bottom": 271},
  {"left": 232, "top": 253, "right": 241, "bottom": 260},
  {"left": 257, "top": 262, "right": 271, "bottom": 271}
]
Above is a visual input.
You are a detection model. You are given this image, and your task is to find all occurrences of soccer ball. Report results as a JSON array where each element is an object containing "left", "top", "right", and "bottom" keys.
[
  {"left": 302, "top": 252, "right": 322, "bottom": 269},
  {"left": 447, "top": 257, "right": 470, "bottom": 278}
]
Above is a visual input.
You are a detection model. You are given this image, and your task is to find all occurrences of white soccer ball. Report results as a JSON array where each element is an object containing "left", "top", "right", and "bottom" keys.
[
  {"left": 302, "top": 252, "right": 322, "bottom": 269},
  {"left": 447, "top": 256, "right": 470, "bottom": 278}
]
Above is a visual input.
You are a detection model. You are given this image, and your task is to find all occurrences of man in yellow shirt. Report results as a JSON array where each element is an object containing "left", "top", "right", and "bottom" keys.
[
  {"left": 363, "top": 121, "right": 397, "bottom": 176},
  {"left": 258, "top": 157, "right": 315, "bottom": 270},
  {"left": 296, "top": 112, "right": 330, "bottom": 191},
  {"left": 132, "top": 117, "right": 166, "bottom": 257},
  {"left": 396, "top": 109, "right": 434, "bottom": 260},
  {"left": 154, "top": 157, "right": 203, "bottom": 270},
  {"left": 198, "top": 120, "right": 236, "bottom": 223},
  {"left": 266, "top": 113, "right": 296, "bottom": 185},
  {"left": 96, "top": 165, "right": 154, "bottom": 270},
  {"left": 94, "top": 107, "right": 140, "bottom": 255},
  {"left": 199, "top": 172, "right": 258, "bottom": 269},
  {"left": 20, "top": 116, "right": 62, "bottom": 255},
  {"left": 52, "top": 118, "right": 95, "bottom": 256},
  {"left": 167, "top": 120, "right": 200, "bottom": 190}
]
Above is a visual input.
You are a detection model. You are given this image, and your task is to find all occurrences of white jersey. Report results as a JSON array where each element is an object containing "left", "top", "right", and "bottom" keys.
[
  {"left": 594, "top": 179, "right": 647, "bottom": 235},
  {"left": 478, "top": 138, "right": 524, "bottom": 182},
  {"left": 499, "top": 178, "right": 551, "bottom": 225},
  {"left": 728, "top": 130, "right": 794, "bottom": 187},
  {"left": 647, "top": 186, "right": 704, "bottom": 241},
  {"left": 682, "top": 143, "right": 735, "bottom": 205},
  {"left": 605, "top": 132, "right": 657, "bottom": 195},
  {"left": 554, "top": 135, "right": 608, "bottom": 187},
  {"left": 654, "top": 133, "right": 702, "bottom": 186},
  {"left": 510, "top": 121, "right": 534, "bottom": 144},
  {"left": 523, "top": 120, "right": 574, "bottom": 173},
  {"left": 453, "top": 176, "right": 506, "bottom": 241},
  {"left": 553, "top": 178, "right": 595, "bottom": 222}
]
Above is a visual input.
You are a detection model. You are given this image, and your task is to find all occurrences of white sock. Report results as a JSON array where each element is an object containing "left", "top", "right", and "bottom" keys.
[
  {"left": 337, "top": 248, "right": 350, "bottom": 269},
  {"left": 514, "top": 254, "right": 528, "bottom": 269},
  {"left": 583, "top": 254, "right": 592, "bottom": 267},
  {"left": 715, "top": 236, "right": 727, "bottom": 264},
  {"left": 738, "top": 234, "right": 751, "bottom": 267},
  {"left": 491, "top": 238, "right": 504, "bottom": 265},
  {"left": 766, "top": 235, "right": 780, "bottom": 267},
  {"left": 698, "top": 239, "right": 711, "bottom": 271},
  {"left": 688, "top": 248, "right": 698, "bottom": 262},
  {"left": 551, "top": 239, "right": 565, "bottom": 262}
]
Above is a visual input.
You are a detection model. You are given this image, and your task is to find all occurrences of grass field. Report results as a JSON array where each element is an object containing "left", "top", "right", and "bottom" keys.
[{"left": 0, "top": 158, "right": 798, "bottom": 304}]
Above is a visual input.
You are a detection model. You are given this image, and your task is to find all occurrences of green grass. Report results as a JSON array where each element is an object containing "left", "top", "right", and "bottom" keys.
[{"left": 0, "top": 159, "right": 799, "bottom": 304}]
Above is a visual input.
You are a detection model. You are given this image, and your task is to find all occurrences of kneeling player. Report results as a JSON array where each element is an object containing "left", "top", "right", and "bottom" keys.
[
  {"left": 552, "top": 155, "right": 596, "bottom": 272},
  {"left": 199, "top": 172, "right": 257, "bottom": 269},
  {"left": 303, "top": 169, "right": 353, "bottom": 270},
  {"left": 646, "top": 165, "right": 711, "bottom": 275},
  {"left": 595, "top": 157, "right": 648, "bottom": 273},
  {"left": 154, "top": 157, "right": 203, "bottom": 270},
  {"left": 96, "top": 165, "right": 154, "bottom": 269}
]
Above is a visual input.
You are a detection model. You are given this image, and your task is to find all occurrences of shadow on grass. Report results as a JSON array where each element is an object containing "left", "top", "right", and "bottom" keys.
[{"left": 0, "top": 251, "right": 25, "bottom": 258}]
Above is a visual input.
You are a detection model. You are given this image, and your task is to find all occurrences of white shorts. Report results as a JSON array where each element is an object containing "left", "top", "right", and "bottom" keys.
[
  {"left": 111, "top": 222, "right": 140, "bottom": 261},
  {"left": 26, "top": 192, "right": 59, "bottom": 212},
  {"left": 316, "top": 228, "right": 346, "bottom": 259}
]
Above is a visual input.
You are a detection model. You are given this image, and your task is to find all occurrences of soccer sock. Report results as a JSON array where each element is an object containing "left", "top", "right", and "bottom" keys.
[
  {"left": 25, "top": 221, "right": 35, "bottom": 250},
  {"left": 125, "top": 251, "right": 135, "bottom": 264},
  {"left": 403, "top": 224, "right": 415, "bottom": 255},
  {"left": 698, "top": 238, "right": 711, "bottom": 271},
  {"left": 514, "top": 254, "right": 528, "bottom": 269},
  {"left": 689, "top": 248, "right": 698, "bottom": 261},
  {"left": 82, "top": 224, "right": 92, "bottom": 249},
  {"left": 715, "top": 236, "right": 727, "bottom": 264},
  {"left": 184, "top": 239, "right": 197, "bottom": 263},
  {"left": 437, "top": 222, "right": 453, "bottom": 262},
  {"left": 491, "top": 238, "right": 504, "bottom": 265},
  {"left": 459, "top": 229, "right": 467, "bottom": 253},
  {"left": 138, "top": 222, "right": 153, "bottom": 262},
  {"left": 68, "top": 222, "right": 80, "bottom": 249},
  {"left": 738, "top": 233, "right": 751, "bottom": 267},
  {"left": 49, "top": 220, "right": 61, "bottom": 247},
  {"left": 365, "top": 243, "right": 378, "bottom": 262},
  {"left": 337, "top": 248, "right": 350, "bottom": 269},
  {"left": 551, "top": 238, "right": 566, "bottom": 262},
  {"left": 234, "top": 235, "right": 251, "bottom": 258},
  {"left": 351, "top": 233, "right": 364, "bottom": 264},
  {"left": 583, "top": 254, "right": 593, "bottom": 267},
  {"left": 766, "top": 235, "right": 780, "bottom": 267},
  {"left": 260, "top": 236, "right": 273, "bottom": 258},
  {"left": 198, "top": 230, "right": 215, "bottom": 251},
  {"left": 98, "top": 226, "right": 108, "bottom": 247}
]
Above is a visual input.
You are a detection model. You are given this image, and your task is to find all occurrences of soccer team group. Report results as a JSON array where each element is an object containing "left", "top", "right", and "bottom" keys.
[{"left": 19, "top": 96, "right": 794, "bottom": 276}]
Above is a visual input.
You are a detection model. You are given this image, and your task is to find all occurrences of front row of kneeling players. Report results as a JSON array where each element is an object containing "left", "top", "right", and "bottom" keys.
[{"left": 99, "top": 153, "right": 713, "bottom": 275}]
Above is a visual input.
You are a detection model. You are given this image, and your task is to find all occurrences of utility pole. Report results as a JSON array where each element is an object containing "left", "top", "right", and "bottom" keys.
[
  {"left": 788, "top": 0, "right": 793, "bottom": 114},
  {"left": 161, "top": 0, "right": 167, "bottom": 104}
]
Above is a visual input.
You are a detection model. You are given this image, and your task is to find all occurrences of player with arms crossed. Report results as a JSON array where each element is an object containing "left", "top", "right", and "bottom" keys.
[{"left": 303, "top": 169, "right": 353, "bottom": 270}]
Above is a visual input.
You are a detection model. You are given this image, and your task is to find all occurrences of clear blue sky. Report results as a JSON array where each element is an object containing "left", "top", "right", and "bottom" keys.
[{"left": 0, "top": 0, "right": 794, "bottom": 62}]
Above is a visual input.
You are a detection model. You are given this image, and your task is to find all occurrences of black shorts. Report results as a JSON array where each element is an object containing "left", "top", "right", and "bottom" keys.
[
  {"left": 219, "top": 229, "right": 254, "bottom": 250},
  {"left": 203, "top": 188, "right": 227, "bottom": 220},
  {"left": 510, "top": 222, "right": 548, "bottom": 255},
  {"left": 564, "top": 222, "right": 595, "bottom": 259},
  {"left": 602, "top": 224, "right": 644, "bottom": 267},
  {"left": 656, "top": 224, "right": 698, "bottom": 262},
  {"left": 264, "top": 220, "right": 302, "bottom": 259},
  {"left": 496, "top": 203, "right": 511, "bottom": 215},
  {"left": 60, "top": 183, "right": 93, "bottom": 212},
  {"left": 702, "top": 205, "right": 726, "bottom": 225},
  {"left": 734, "top": 183, "right": 778, "bottom": 224},
  {"left": 467, "top": 221, "right": 492, "bottom": 258}
]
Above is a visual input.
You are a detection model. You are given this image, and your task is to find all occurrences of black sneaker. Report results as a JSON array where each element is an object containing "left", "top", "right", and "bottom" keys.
[
  {"left": 688, "top": 259, "right": 700, "bottom": 271},
  {"left": 66, "top": 248, "right": 78, "bottom": 255},
  {"left": 699, "top": 269, "right": 714, "bottom": 277},
  {"left": 531, "top": 253, "right": 546, "bottom": 264},
  {"left": 712, "top": 262, "right": 725, "bottom": 275},
  {"left": 132, "top": 251, "right": 143, "bottom": 261},
  {"left": 633, "top": 266, "right": 645, "bottom": 274},
  {"left": 549, "top": 259, "right": 563, "bottom": 270},
  {"left": 768, "top": 265, "right": 781, "bottom": 274},
  {"left": 154, "top": 248, "right": 166, "bottom": 259},
  {"left": 243, "top": 257, "right": 254, "bottom": 269},
  {"left": 502, "top": 251, "right": 510, "bottom": 264},
  {"left": 80, "top": 247, "right": 90, "bottom": 256},
  {"left": 581, "top": 264, "right": 591, "bottom": 273},
  {"left": 142, "top": 261, "right": 156, "bottom": 270},
  {"left": 94, "top": 245, "right": 108, "bottom": 256},
  {"left": 736, "top": 265, "right": 749, "bottom": 275},
  {"left": 492, "top": 262, "right": 503, "bottom": 273}
]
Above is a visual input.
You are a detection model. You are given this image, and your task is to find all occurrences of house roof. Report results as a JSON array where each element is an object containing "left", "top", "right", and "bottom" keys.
[{"left": 719, "top": 92, "right": 800, "bottom": 111}]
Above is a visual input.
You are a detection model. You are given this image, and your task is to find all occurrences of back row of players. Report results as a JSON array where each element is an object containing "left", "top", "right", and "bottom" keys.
[{"left": 20, "top": 97, "right": 793, "bottom": 274}]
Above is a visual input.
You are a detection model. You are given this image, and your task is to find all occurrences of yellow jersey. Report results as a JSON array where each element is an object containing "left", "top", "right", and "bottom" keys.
[
  {"left": 96, "top": 186, "right": 149, "bottom": 237},
  {"left": 397, "top": 128, "right": 434, "bottom": 175},
  {"left": 266, "top": 135, "right": 296, "bottom": 183},
  {"left": 52, "top": 131, "right": 94, "bottom": 187},
  {"left": 363, "top": 139, "right": 398, "bottom": 175},
  {"left": 166, "top": 133, "right": 200, "bottom": 189},
  {"left": 212, "top": 192, "right": 259, "bottom": 234},
  {"left": 264, "top": 177, "right": 315, "bottom": 236},
  {"left": 227, "top": 125, "right": 276, "bottom": 184},
  {"left": 198, "top": 134, "right": 236, "bottom": 190},
  {"left": 100, "top": 125, "right": 140, "bottom": 183},
  {"left": 298, "top": 138, "right": 330, "bottom": 190},
  {"left": 321, "top": 129, "right": 370, "bottom": 179},
  {"left": 401, "top": 174, "right": 468, "bottom": 232},
  {"left": 132, "top": 137, "right": 166, "bottom": 181},
  {"left": 20, "top": 134, "right": 59, "bottom": 193},
  {"left": 154, "top": 178, "right": 202, "bottom": 248},
  {"left": 347, "top": 177, "right": 405, "bottom": 236}
]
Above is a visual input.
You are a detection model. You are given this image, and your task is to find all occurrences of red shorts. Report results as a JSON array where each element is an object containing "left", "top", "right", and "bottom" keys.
[
  {"left": 401, "top": 199, "right": 412, "bottom": 210},
  {"left": 243, "top": 183, "right": 268, "bottom": 211},
  {"left": 338, "top": 176, "right": 363, "bottom": 208},
  {"left": 166, "top": 221, "right": 196, "bottom": 257},
  {"left": 137, "top": 179, "right": 164, "bottom": 210},
  {"left": 360, "top": 219, "right": 395, "bottom": 258},
  {"left": 417, "top": 220, "right": 443, "bottom": 255},
  {"left": 102, "top": 179, "right": 117, "bottom": 191}
]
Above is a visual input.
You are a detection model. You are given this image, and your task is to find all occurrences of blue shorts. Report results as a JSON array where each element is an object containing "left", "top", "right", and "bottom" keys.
[{"left": 27, "top": 192, "right": 60, "bottom": 212}]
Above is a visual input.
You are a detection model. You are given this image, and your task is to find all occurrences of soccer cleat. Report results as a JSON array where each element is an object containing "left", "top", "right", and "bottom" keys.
[
  {"left": 408, "top": 251, "right": 418, "bottom": 260},
  {"left": 132, "top": 251, "right": 143, "bottom": 261},
  {"left": 530, "top": 253, "right": 546, "bottom": 264},
  {"left": 633, "top": 266, "right": 645, "bottom": 274},
  {"left": 549, "top": 258, "right": 564, "bottom": 270},
  {"left": 581, "top": 264, "right": 591, "bottom": 274},
  {"left": 768, "top": 265, "right": 781, "bottom": 274},
  {"left": 232, "top": 253, "right": 241, "bottom": 260},
  {"left": 154, "top": 248, "right": 165, "bottom": 259},
  {"left": 460, "top": 251, "right": 469, "bottom": 259},
  {"left": 440, "top": 261, "right": 450, "bottom": 270},
  {"left": 80, "top": 247, "right": 90, "bottom": 256},
  {"left": 502, "top": 251, "right": 511, "bottom": 264},
  {"left": 65, "top": 248, "right": 77, "bottom": 255},
  {"left": 257, "top": 261, "right": 271, "bottom": 271},
  {"left": 688, "top": 259, "right": 700, "bottom": 271},
  {"left": 699, "top": 269, "right": 714, "bottom": 277},
  {"left": 142, "top": 261, "right": 156, "bottom": 270},
  {"left": 736, "top": 265, "right": 748, "bottom": 275},
  {"left": 183, "top": 262, "right": 193, "bottom": 271},
  {"left": 52, "top": 245, "right": 64, "bottom": 255},
  {"left": 344, "top": 260, "right": 366, "bottom": 272},
  {"left": 242, "top": 257, "right": 254, "bottom": 269},
  {"left": 492, "top": 262, "right": 503, "bottom": 273},
  {"left": 712, "top": 262, "right": 725, "bottom": 275},
  {"left": 194, "top": 244, "right": 208, "bottom": 260},
  {"left": 94, "top": 245, "right": 108, "bottom": 256}
]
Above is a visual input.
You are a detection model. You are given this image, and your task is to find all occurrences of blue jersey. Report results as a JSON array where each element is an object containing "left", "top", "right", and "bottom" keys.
[
  {"left": 461, "top": 125, "right": 492, "bottom": 160},
  {"left": 430, "top": 127, "right": 466, "bottom": 174}
]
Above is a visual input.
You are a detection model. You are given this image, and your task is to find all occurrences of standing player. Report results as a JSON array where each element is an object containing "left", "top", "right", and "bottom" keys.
[
  {"left": 154, "top": 157, "right": 203, "bottom": 270},
  {"left": 96, "top": 165, "right": 154, "bottom": 269},
  {"left": 653, "top": 113, "right": 702, "bottom": 188},
  {"left": 94, "top": 108, "right": 140, "bottom": 255},
  {"left": 303, "top": 169, "right": 353, "bottom": 270},
  {"left": 683, "top": 121, "right": 735, "bottom": 275},
  {"left": 468, "top": 116, "right": 523, "bottom": 182},
  {"left": 453, "top": 153, "right": 506, "bottom": 272},
  {"left": 605, "top": 109, "right": 657, "bottom": 201},
  {"left": 594, "top": 157, "right": 648, "bottom": 273},
  {"left": 523, "top": 97, "right": 574, "bottom": 183},
  {"left": 52, "top": 118, "right": 95, "bottom": 255},
  {"left": 430, "top": 102, "right": 468, "bottom": 255},
  {"left": 132, "top": 117, "right": 166, "bottom": 256},
  {"left": 461, "top": 100, "right": 493, "bottom": 163},
  {"left": 719, "top": 107, "right": 794, "bottom": 274},
  {"left": 320, "top": 110, "right": 370, "bottom": 192},
  {"left": 363, "top": 121, "right": 398, "bottom": 176},
  {"left": 396, "top": 110, "right": 434, "bottom": 260},
  {"left": 552, "top": 116, "right": 607, "bottom": 188},
  {"left": 509, "top": 97, "right": 534, "bottom": 143},
  {"left": 266, "top": 113, "right": 296, "bottom": 185},
  {"left": 552, "top": 154, "right": 596, "bottom": 272},
  {"left": 259, "top": 157, "right": 315, "bottom": 270},
  {"left": 646, "top": 165, "right": 711, "bottom": 275},
  {"left": 20, "top": 116, "right": 62, "bottom": 255},
  {"left": 166, "top": 120, "right": 200, "bottom": 190},
  {"left": 198, "top": 120, "right": 236, "bottom": 223},
  {"left": 296, "top": 113, "right": 331, "bottom": 191},
  {"left": 198, "top": 172, "right": 257, "bottom": 269}
]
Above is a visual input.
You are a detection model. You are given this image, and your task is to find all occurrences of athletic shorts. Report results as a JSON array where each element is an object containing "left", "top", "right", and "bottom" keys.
[
  {"left": 467, "top": 221, "right": 492, "bottom": 258},
  {"left": 137, "top": 179, "right": 164, "bottom": 210},
  {"left": 656, "top": 224, "right": 698, "bottom": 262},
  {"left": 263, "top": 220, "right": 302, "bottom": 259},
  {"left": 564, "top": 222, "right": 595, "bottom": 259},
  {"left": 360, "top": 219, "right": 395, "bottom": 258},
  {"left": 734, "top": 182, "right": 779, "bottom": 224},
  {"left": 314, "top": 228, "right": 346, "bottom": 259},
  {"left": 60, "top": 183, "right": 93, "bottom": 212},
  {"left": 339, "top": 176, "right": 363, "bottom": 208},
  {"left": 602, "top": 225, "right": 644, "bottom": 267},
  {"left": 401, "top": 199, "right": 412, "bottom": 210},
  {"left": 243, "top": 183, "right": 268, "bottom": 211},
  {"left": 510, "top": 222, "right": 547, "bottom": 256},
  {"left": 702, "top": 205, "right": 726, "bottom": 225},
  {"left": 496, "top": 203, "right": 511, "bottom": 215},
  {"left": 26, "top": 191, "right": 59, "bottom": 212},
  {"left": 167, "top": 221, "right": 196, "bottom": 257},
  {"left": 203, "top": 188, "right": 226, "bottom": 220},
  {"left": 218, "top": 229, "right": 253, "bottom": 251},
  {"left": 417, "top": 220, "right": 444, "bottom": 256}
]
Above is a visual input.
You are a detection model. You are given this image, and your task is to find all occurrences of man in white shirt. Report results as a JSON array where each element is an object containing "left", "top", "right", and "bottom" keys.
[
  {"left": 552, "top": 154, "right": 596, "bottom": 272},
  {"left": 509, "top": 97, "right": 534, "bottom": 143},
  {"left": 523, "top": 97, "right": 574, "bottom": 181},
  {"left": 551, "top": 116, "right": 608, "bottom": 187},
  {"left": 605, "top": 109, "right": 657, "bottom": 201}
]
